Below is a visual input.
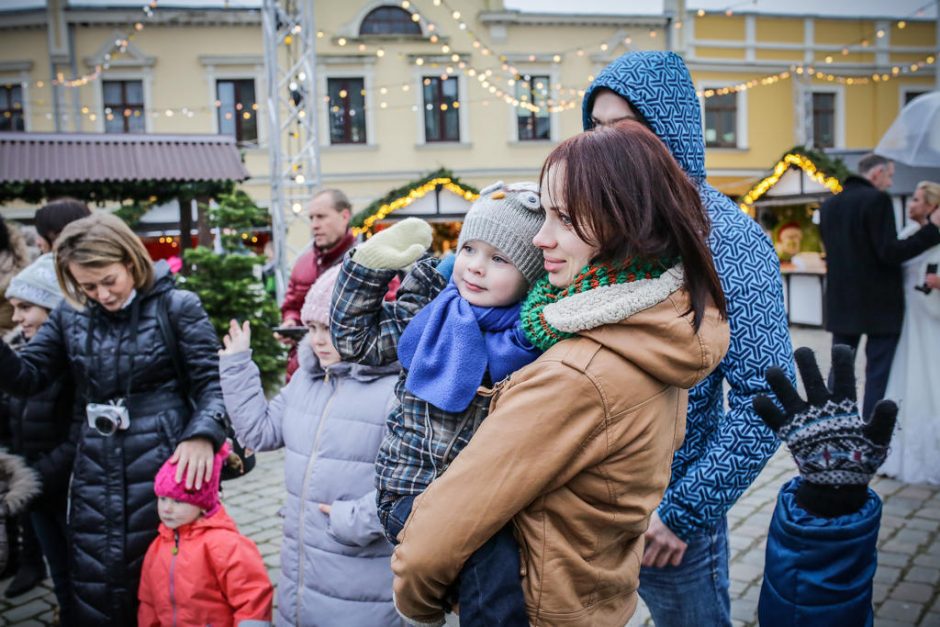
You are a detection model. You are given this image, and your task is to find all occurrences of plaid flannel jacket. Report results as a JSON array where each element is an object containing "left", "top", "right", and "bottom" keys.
[{"left": 331, "top": 253, "right": 493, "bottom": 519}]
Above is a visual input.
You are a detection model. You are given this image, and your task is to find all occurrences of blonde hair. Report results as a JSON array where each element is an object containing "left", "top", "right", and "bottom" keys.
[
  {"left": 54, "top": 212, "right": 154, "bottom": 307},
  {"left": 917, "top": 180, "right": 940, "bottom": 207}
]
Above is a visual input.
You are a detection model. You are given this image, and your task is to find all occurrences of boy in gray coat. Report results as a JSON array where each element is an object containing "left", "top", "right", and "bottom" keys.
[{"left": 219, "top": 265, "right": 400, "bottom": 627}]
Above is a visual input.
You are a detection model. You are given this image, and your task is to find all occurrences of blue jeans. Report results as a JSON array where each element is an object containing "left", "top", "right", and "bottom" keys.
[
  {"left": 638, "top": 518, "right": 731, "bottom": 627},
  {"left": 386, "top": 496, "right": 528, "bottom": 627}
]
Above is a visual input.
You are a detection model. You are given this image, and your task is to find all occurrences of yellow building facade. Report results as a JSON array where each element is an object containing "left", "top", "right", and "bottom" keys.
[{"left": 0, "top": 1, "right": 936, "bottom": 254}]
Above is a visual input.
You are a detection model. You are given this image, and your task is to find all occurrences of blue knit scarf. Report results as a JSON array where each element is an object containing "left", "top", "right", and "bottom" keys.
[{"left": 398, "top": 282, "right": 540, "bottom": 412}]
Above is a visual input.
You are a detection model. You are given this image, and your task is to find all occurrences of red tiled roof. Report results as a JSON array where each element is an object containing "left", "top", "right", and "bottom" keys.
[{"left": 0, "top": 132, "right": 250, "bottom": 184}]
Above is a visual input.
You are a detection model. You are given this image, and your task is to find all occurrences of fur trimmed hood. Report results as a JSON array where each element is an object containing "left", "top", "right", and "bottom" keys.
[
  {"left": 0, "top": 451, "right": 41, "bottom": 516},
  {"left": 296, "top": 331, "right": 400, "bottom": 381},
  {"left": 0, "top": 223, "right": 31, "bottom": 292}
]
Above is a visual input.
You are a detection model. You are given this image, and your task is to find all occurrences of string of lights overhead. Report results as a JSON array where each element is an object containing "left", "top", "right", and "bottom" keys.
[{"left": 21, "top": 0, "right": 936, "bottom": 111}]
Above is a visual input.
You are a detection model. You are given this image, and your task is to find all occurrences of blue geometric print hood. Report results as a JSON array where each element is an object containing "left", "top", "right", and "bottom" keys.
[
  {"left": 580, "top": 50, "right": 795, "bottom": 542},
  {"left": 582, "top": 51, "right": 706, "bottom": 183}
]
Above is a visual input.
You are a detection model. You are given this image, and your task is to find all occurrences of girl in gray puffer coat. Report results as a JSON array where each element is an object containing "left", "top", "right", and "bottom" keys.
[{"left": 219, "top": 265, "right": 399, "bottom": 627}]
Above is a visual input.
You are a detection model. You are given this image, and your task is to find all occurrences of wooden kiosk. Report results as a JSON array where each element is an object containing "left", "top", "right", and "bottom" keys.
[
  {"left": 739, "top": 151, "right": 847, "bottom": 327},
  {"left": 350, "top": 168, "right": 478, "bottom": 254}
]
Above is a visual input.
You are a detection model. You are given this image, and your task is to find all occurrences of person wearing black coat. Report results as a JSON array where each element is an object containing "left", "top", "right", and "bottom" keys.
[
  {"left": 2, "top": 252, "right": 80, "bottom": 618},
  {"left": 0, "top": 213, "right": 226, "bottom": 625},
  {"left": 820, "top": 154, "right": 940, "bottom": 419}
]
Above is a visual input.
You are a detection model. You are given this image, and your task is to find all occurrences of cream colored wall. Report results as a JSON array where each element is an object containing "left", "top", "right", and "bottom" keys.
[
  {"left": 755, "top": 18, "right": 803, "bottom": 44},
  {"left": 1, "top": 4, "right": 937, "bottom": 236},
  {"left": 688, "top": 12, "right": 937, "bottom": 184},
  {"left": 0, "top": 28, "right": 54, "bottom": 132}
]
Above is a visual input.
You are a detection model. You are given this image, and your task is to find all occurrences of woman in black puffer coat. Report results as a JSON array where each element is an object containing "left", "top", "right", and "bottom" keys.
[{"left": 0, "top": 213, "right": 226, "bottom": 625}]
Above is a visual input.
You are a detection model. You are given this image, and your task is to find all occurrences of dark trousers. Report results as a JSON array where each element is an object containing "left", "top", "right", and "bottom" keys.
[
  {"left": 14, "top": 512, "right": 43, "bottom": 571},
  {"left": 386, "top": 495, "right": 528, "bottom": 627},
  {"left": 831, "top": 333, "right": 900, "bottom": 419},
  {"left": 31, "top": 500, "right": 72, "bottom": 625}
]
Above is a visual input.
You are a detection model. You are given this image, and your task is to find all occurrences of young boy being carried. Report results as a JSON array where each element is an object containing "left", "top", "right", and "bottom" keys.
[{"left": 331, "top": 182, "right": 545, "bottom": 626}]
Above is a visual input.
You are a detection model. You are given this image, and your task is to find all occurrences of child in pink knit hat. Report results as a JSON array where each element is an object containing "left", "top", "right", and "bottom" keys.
[
  {"left": 138, "top": 443, "right": 274, "bottom": 627},
  {"left": 217, "top": 261, "right": 402, "bottom": 624}
]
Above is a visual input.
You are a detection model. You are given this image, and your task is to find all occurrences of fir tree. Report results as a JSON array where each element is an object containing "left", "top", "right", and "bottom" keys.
[{"left": 181, "top": 189, "right": 285, "bottom": 392}]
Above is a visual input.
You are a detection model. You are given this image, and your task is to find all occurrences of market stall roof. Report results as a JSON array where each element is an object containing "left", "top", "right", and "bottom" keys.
[
  {"left": 739, "top": 151, "right": 845, "bottom": 212},
  {"left": 350, "top": 168, "right": 479, "bottom": 235},
  {"left": 0, "top": 132, "right": 249, "bottom": 184}
]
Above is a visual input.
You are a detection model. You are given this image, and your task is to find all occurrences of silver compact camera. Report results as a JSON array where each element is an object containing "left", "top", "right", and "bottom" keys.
[{"left": 86, "top": 400, "right": 131, "bottom": 437}]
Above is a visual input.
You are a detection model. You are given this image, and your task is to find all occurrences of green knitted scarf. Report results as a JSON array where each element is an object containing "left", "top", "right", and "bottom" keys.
[{"left": 521, "top": 258, "right": 676, "bottom": 351}]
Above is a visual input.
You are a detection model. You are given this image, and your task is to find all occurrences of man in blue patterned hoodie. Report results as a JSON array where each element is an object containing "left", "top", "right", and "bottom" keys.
[{"left": 583, "top": 51, "right": 795, "bottom": 625}]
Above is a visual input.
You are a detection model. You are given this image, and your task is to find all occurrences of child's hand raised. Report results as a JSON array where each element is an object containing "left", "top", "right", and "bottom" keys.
[
  {"left": 220, "top": 319, "right": 252, "bottom": 355},
  {"left": 354, "top": 218, "right": 433, "bottom": 270}
]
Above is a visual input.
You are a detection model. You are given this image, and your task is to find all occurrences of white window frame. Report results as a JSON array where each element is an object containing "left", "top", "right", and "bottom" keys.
[
  {"left": 413, "top": 70, "right": 469, "bottom": 146},
  {"left": 899, "top": 85, "right": 931, "bottom": 110},
  {"left": 507, "top": 67, "right": 560, "bottom": 143},
  {"left": 810, "top": 86, "right": 845, "bottom": 150},
  {"left": 0, "top": 75, "right": 30, "bottom": 132},
  {"left": 205, "top": 69, "right": 265, "bottom": 147},
  {"left": 318, "top": 67, "right": 376, "bottom": 148},
  {"left": 96, "top": 71, "right": 153, "bottom": 134},
  {"left": 697, "top": 81, "right": 748, "bottom": 150}
]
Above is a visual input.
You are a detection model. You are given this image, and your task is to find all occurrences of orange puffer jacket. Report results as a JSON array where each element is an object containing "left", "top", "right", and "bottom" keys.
[{"left": 138, "top": 505, "right": 273, "bottom": 627}]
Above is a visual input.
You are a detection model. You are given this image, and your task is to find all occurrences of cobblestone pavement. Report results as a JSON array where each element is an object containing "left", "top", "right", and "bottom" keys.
[{"left": 2, "top": 328, "right": 939, "bottom": 626}]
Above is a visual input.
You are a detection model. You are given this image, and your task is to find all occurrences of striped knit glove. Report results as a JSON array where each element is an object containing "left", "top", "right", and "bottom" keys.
[
  {"left": 353, "top": 218, "right": 433, "bottom": 270},
  {"left": 753, "top": 345, "right": 897, "bottom": 517}
]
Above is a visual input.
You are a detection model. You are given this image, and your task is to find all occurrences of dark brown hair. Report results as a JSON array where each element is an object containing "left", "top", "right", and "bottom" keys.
[
  {"left": 35, "top": 197, "right": 92, "bottom": 246},
  {"left": 539, "top": 120, "right": 726, "bottom": 328}
]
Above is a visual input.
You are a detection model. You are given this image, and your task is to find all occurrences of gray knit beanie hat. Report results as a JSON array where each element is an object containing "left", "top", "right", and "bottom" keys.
[
  {"left": 5, "top": 253, "right": 64, "bottom": 311},
  {"left": 457, "top": 181, "right": 545, "bottom": 285}
]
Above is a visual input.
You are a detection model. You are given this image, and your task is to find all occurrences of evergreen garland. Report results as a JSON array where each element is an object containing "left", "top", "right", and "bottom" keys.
[
  {"left": 782, "top": 146, "right": 851, "bottom": 183},
  {"left": 349, "top": 167, "right": 479, "bottom": 228},
  {"left": 0, "top": 179, "right": 236, "bottom": 227}
]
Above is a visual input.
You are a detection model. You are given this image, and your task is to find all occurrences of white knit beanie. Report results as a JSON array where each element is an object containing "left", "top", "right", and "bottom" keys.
[
  {"left": 457, "top": 181, "right": 545, "bottom": 286},
  {"left": 5, "top": 253, "right": 63, "bottom": 311}
]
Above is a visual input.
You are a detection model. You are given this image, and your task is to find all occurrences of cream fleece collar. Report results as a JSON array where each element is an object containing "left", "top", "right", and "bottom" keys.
[{"left": 543, "top": 265, "right": 685, "bottom": 334}]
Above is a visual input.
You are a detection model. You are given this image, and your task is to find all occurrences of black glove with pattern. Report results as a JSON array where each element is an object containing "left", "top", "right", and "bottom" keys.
[{"left": 753, "top": 345, "right": 898, "bottom": 518}]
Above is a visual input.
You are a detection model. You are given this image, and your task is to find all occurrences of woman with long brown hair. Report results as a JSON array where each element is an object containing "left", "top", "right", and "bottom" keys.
[{"left": 391, "top": 121, "right": 730, "bottom": 626}]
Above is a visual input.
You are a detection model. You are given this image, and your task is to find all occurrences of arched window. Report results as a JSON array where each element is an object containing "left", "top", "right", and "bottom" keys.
[{"left": 359, "top": 6, "right": 421, "bottom": 36}]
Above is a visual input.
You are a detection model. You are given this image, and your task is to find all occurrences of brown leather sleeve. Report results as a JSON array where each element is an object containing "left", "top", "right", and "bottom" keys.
[{"left": 390, "top": 360, "right": 607, "bottom": 621}]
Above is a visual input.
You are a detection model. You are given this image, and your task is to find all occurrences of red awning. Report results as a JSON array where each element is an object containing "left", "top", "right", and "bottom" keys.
[{"left": 0, "top": 132, "right": 249, "bottom": 184}]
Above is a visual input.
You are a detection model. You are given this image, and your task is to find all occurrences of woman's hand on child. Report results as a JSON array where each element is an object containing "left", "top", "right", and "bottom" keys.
[
  {"left": 318, "top": 503, "right": 332, "bottom": 515},
  {"left": 354, "top": 218, "right": 433, "bottom": 270},
  {"left": 171, "top": 437, "right": 215, "bottom": 490},
  {"left": 220, "top": 319, "right": 252, "bottom": 355}
]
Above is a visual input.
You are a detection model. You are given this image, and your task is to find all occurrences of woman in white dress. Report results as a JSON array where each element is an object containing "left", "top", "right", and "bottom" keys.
[{"left": 882, "top": 180, "right": 940, "bottom": 485}]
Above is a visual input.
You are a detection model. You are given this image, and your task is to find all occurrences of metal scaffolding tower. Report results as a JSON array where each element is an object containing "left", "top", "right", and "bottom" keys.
[{"left": 262, "top": 0, "right": 321, "bottom": 298}]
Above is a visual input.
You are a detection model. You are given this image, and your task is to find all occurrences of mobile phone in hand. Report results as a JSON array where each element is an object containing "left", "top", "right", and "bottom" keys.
[
  {"left": 914, "top": 263, "right": 938, "bottom": 295},
  {"left": 272, "top": 325, "right": 309, "bottom": 339}
]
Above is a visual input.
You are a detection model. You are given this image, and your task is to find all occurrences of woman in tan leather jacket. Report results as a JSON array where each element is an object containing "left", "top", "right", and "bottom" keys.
[{"left": 391, "top": 121, "right": 732, "bottom": 627}]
